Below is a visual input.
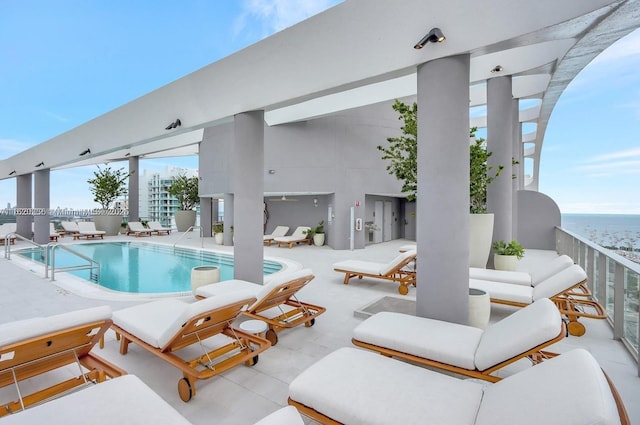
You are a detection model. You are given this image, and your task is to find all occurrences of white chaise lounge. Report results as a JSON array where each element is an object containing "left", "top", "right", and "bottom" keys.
[
  {"left": 196, "top": 269, "right": 326, "bottom": 346},
  {"left": 274, "top": 226, "right": 312, "bottom": 248},
  {"left": 74, "top": 221, "right": 106, "bottom": 239},
  {"left": 148, "top": 221, "right": 172, "bottom": 235},
  {"left": 333, "top": 250, "right": 417, "bottom": 295},
  {"left": 0, "top": 223, "right": 17, "bottom": 245},
  {"left": 352, "top": 298, "right": 564, "bottom": 382},
  {"left": 126, "top": 221, "right": 152, "bottom": 237},
  {"left": 469, "top": 254, "right": 575, "bottom": 286},
  {"left": 470, "top": 264, "right": 606, "bottom": 336},
  {"left": 0, "top": 306, "right": 125, "bottom": 416},
  {"left": 264, "top": 225, "right": 290, "bottom": 246},
  {"left": 288, "top": 347, "right": 629, "bottom": 425}
]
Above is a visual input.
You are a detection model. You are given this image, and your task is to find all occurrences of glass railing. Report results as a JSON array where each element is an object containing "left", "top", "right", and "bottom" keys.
[{"left": 556, "top": 227, "right": 640, "bottom": 374}]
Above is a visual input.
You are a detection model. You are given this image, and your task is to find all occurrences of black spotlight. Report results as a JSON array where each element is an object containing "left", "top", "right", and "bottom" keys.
[
  {"left": 414, "top": 27, "right": 446, "bottom": 49},
  {"left": 79, "top": 148, "right": 91, "bottom": 156}
]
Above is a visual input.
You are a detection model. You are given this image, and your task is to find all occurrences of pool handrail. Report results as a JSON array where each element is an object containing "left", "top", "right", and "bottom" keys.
[
  {"left": 45, "top": 242, "right": 100, "bottom": 282},
  {"left": 4, "top": 232, "right": 45, "bottom": 260},
  {"left": 173, "top": 225, "right": 204, "bottom": 249}
]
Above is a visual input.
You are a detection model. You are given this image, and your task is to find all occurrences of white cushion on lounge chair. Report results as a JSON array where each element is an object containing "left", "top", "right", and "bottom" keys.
[
  {"left": 353, "top": 312, "right": 482, "bottom": 369},
  {"left": 290, "top": 347, "right": 484, "bottom": 425},
  {"left": 470, "top": 264, "right": 587, "bottom": 304},
  {"left": 290, "top": 348, "right": 621, "bottom": 425},
  {"left": 112, "top": 292, "right": 253, "bottom": 349},
  {"left": 0, "top": 375, "right": 191, "bottom": 425},
  {"left": 469, "top": 255, "right": 574, "bottom": 286},
  {"left": 263, "top": 225, "right": 289, "bottom": 241},
  {"left": 274, "top": 226, "right": 310, "bottom": 243},
  {"left": 353, "top": 299, "right": 561, "bottom": 372},
  {"left": 333, "top": 250, "right": 416, "bottom": 276},
  {"left": 0, "top": 306, "right": 111, "bottom": 348},
  {"left": 77, "top": 221, "right": 106, "bottom": 235},
  {"left": 475, "top": 349, "right": 620, "bottom": 425},
  {"left": 253, "top": 406, "right": 304, "bottom": 425}
]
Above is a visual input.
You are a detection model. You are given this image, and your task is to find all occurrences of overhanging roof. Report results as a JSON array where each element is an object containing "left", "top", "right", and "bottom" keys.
[{"left": 2, "top": 0, "right": 639, "bottom": 191}]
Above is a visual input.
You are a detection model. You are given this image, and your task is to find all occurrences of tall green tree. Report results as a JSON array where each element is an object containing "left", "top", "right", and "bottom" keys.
[
  {"left": 87, "top": 166, "right": 130, "bottom": 210},
  {"left": 377, "top": 99, "right": 504, "bottom": 212}
]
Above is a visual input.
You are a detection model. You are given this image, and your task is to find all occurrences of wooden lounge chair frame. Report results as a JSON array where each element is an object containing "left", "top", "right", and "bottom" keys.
[
  {"left": 352, "top": 322, "right": 565, "bottom": 383},
  {"left": 0, "top": 317, "right": 126, "bottom": 416},
  {"left": 148, "top": 221, "right": 171, "bottom": 235},
  {"left": 242, "top": 275, "right": 326, "bottom": 345},
  {"left": 487, "top": 277, "right": 606, "bottom": 337},
  {"left": 111, "top": 296, "right": 271, "bottom": 402},
  {"left": 334, "top": 253, "right": 417, "bottom": 295}
]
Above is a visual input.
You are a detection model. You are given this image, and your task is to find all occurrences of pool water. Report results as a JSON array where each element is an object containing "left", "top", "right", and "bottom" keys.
[{"left": 19, "top": 242, "right": 282, "bottom": 294}]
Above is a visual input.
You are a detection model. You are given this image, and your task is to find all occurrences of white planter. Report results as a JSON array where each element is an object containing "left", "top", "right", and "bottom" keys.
[
  {"left": 174, "top": 210, "right": 196, "bottom": 232},
  {"left": 214, "top": 233, "right": 224, "bottom": 245},
  {"left": 313, "top": 233, "right": 325, "bottom": 246},
  {"left": 469, "top": 213, "right": 494, "bottom": 268},
  {"left": 468, "top": 288, "right": 490, "bottom": 329},
  {"left": 93, "top": 214, "right": 122, "bottom": 236},
  {"left": 494, "top": 254, "right": 519, "bottom": 271},
  {"left": 191, "top": 266, "right": 220, "bottom": 295}
]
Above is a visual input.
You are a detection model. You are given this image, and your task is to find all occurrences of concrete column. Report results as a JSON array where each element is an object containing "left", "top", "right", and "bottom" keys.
[
  {"left": 212, "top": 199, "right": 220, "bottom": 223},
  {"left": 416, "top": 54, "right": 470, "bottom": 324},
  {"left": 200, "top": 197, "right": 212, "bottom": 237},
  {"left": 33, "top": 169, "right": 50, "bottom": 244},
  {"left": 487, "top": 76, "right": 513, "bottom": 245},
  {"left": 15, "top": 174, "right": 32, "bottom": 238},
  {"left": 232, "top": 110, "right": 265, "bottom": 283},
  {"left": 512, "top": 99, "right": 521, "bottom": 239},
  {"left": 128, "top": 156, "right": 139, "bottom": 221}
]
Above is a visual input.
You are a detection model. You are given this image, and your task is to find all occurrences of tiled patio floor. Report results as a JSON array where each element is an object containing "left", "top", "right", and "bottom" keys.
[{"left": 0, "top": 233, "right": 638, "bottom": 424}]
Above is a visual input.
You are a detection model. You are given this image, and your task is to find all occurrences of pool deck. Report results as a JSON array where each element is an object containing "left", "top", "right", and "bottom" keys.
[{"left": 1, "top": 232, "right": 639, "bottom": 424}]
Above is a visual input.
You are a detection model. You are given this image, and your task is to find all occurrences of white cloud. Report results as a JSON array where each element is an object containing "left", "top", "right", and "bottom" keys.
[
  {"left": 234, "top": 0, "right": 340, "bottom": 39},
  {"left": 584, "top": 147, "right": 640, "bottom": 163},
  {"left": 43, "top": 110, "right": 70, "bottom": 123}
]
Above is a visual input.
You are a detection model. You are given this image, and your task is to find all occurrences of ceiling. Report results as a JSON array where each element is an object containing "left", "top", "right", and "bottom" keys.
[{"left": 2, "top": 0, "right": 639, "bottom": 191}]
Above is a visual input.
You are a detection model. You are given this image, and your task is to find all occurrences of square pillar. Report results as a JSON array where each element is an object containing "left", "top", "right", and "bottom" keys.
[
  {"left": 33, "top": 169, "right": 50, "bottom": 245},
  {"left": 16, "top": 174, "right": 32, "bottom": 239}
]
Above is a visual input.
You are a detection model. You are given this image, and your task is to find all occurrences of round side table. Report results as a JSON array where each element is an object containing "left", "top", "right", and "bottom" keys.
[
  {"left": 468, "top": 288, "right": 490, "bottom": 329},
  {"left": 239, "top": 319, "right": 268, "bottom": 338}
]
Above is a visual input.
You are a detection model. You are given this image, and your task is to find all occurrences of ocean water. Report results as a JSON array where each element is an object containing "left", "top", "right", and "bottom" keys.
[{"left": 561, "top": 214, "right": 640, "bottom": 250}]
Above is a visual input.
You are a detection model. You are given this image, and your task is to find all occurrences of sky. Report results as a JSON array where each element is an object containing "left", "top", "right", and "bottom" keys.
[{"left": 0, "top": 1, "right": 639, "bottom": 214}]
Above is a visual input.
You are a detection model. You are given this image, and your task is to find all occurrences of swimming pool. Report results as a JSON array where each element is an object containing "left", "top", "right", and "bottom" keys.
[{"left": 19, "top": 241, "right": 283, "bottom": 295}]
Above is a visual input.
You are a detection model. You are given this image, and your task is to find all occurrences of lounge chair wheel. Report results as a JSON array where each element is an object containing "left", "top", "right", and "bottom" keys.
[
  {"left": 567, "top": 320, "right": 586, "bottom": 337},
  {"left": 178, "top": 378, "right": 193, "bottom": 402},
  {"left": 305, "top": 318, "right": 316, "bottom": 327},
  {"left": 251, "top": 355, "right": 259, "bottom": 366},
  {"left": 265, "top": 329, "right": 279, "bottom": 346},
  {"left": 398, "top": 285, "right": 409, "bottom": 295}
]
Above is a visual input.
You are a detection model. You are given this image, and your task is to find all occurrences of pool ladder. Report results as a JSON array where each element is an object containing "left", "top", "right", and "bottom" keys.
[{"left": 45, "top": 243, "right": 100, "bottom": 282}]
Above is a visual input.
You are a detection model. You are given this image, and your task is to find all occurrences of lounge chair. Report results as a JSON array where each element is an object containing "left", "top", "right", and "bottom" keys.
[
  {"left": 0, "top": 223, "right": 17, "bottom": 245},
  {"left": 0, "top": 375, "right": 304, "bottom": 425},
  {"left": 352, "top": 298, "right": 564, "bottom": 382},
  {"left": 274, "top": 226, "right": 312, "bottom": 248},
  {"left": 30, "top": 222, "right": 61, "bottom": 241},
  {"left": 60, "top": 221, "right": 80, "bottom": 236},
  {"left": 73, "top": 221, "right": 106, "bottom": 239},
  {"left": 126, "top": 221, "right": 152, "bottom": 237},
  {"left": 470, "top": 264, "right": 606, "bottom": 336},
  {"left": 470, "top": 254, "right": 574, "bottom": 286},
  {"left": 333, "top": 249, "right": 417, "bottom": 295},
  {"left": 195, "top": 268, "right": 326, "bottom": 346},
  {"left": 148, "top": 221, "right": 172, "bottom": 235},
  {"left": 110, "top": 291, "right": 271, "bottom": 402},
  {"left": 263, "top": 225, "right": 290, "bottom": 246},
  {"left": 0, "top": 306, "right": 126, "bottom": 416},
  {"left": 288, "top": 347, "right": 630, "bottom": 425}
]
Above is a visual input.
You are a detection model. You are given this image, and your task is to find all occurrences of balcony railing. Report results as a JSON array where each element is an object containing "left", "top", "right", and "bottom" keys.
[{"left": 556, "top": 227, "right": 640, "bottom": 376}]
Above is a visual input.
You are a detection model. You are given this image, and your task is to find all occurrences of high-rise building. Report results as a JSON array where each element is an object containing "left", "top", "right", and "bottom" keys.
[{"left": 139, "top": 166, "right": 198, "bottom": 226}]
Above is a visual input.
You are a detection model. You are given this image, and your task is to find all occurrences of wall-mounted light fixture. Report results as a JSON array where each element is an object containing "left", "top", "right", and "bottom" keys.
[
  {"left": 79, "top": 148, "right": 91, "bottom": 156},
  {"left": 124, "top": 152, "right": 131, "bottom": 157},
  {"left": 9, "top": 170, "right": 16, "bottom": 176},
  {"left": 490, "top": 65, "right": 504, "bottom": 73},
  {"left": 268, "top": 169, "right": 276, "bottom": 174},
  {"left": 414, "top": 27, "right": 445, "bottom": 49},
  {"left": 313, "top": 198, "right": 318, "bottom": 207},
  {"left": 165, "top": 118, "right": 181, "bottom": 130},
  {"left": 35, "top": 162, "right": 44, "bottom": 167}
]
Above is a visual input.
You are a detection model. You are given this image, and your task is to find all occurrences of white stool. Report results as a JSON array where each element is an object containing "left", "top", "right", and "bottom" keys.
[
  {"left": 468, "top": 288, "right": 490, "bottom": 329},
  {"left": 239, "top": 319, "right": 268, "bottom": 337}
]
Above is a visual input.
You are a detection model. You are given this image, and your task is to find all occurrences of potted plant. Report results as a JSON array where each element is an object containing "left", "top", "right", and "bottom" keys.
[
  {"left": 87, "top": 165, "right": 131, "bottom": 236},
  {"left": 492, "top": 239, "right": 525, "bottom": 271},
  {"left": 378, "top": 99, "right": 509, "bottom": 268},
  {"left": 212, "top": 222, "right": 224, "bottom": 245},
  {"left": 166, "top": 174, "right": 200, "bottom": 232},
  {"left": 304, "top": 220, "right": 325, "bottom": 246}
]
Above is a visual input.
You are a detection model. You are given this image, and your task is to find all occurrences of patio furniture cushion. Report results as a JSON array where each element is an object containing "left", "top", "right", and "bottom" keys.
[
  {"left": 475, "top": 349, "right": 620, "bottom": 425},
  {"left": 469, "top": 279, "right": 533, "bottom": 304},
  {"left": 532, "top": 265, "right": 587, "bottom": 300},
  {"left": 112, "top": 292, "right": 253, "bottom": 349},
  {"left": 289, "top": 347, "right": 484, "bottom": 425},
  {"left": 253, "top": 406, "right": 304, "bottom": 425}
]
